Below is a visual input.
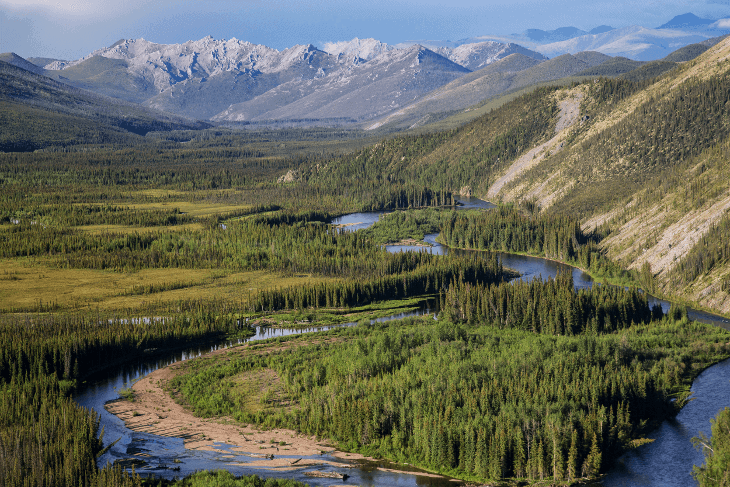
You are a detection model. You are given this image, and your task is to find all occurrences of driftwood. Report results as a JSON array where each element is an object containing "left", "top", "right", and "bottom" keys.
[
  {"left": 304, "top": 471, "right": 349, "bottom": 481},
  {"left": 241, "top": 452, "right": 274, "bottom": 459}
]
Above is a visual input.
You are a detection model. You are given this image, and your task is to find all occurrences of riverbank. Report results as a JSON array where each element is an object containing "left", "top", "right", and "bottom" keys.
[
  {"left": 105, "top": 335, "right": 370, "bottom": 464},
  {"left": 105, "top": 330, "right": 457, "bottom": 483}
]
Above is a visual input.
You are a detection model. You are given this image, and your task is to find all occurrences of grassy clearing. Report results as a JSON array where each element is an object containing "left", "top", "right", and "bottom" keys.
[
  {"left": 0, "top": 259, "right": 334, "bottom": 312},
  {"left": 228, "top": 368, "right": 293, "bottom": 414},
  {"left": 102, "top": 201, "right": 253, "bottom": 218},
  {"left": 75, "top": 222, "right": 205, "bottom": 234}
]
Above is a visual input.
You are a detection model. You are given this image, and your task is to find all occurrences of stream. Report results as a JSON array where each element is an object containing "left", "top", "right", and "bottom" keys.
[{"left": 77, "top": 200, "right": 730, "bottom": 486}]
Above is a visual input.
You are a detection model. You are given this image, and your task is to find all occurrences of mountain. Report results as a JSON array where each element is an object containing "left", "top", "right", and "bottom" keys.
[
  {"left": 363, "top": 53, "right": 545, "bottom": 130},
  {"left": 590, "top": 26, "right": 615, "bottom": 35},
  {"left": 26, "top": 57, "right": 64, "bottom": 68},
  {"left": 321, "top": 38, "right": 392, "bottom": 62},
  {"left": 0, "top": 58, "right": 209, "bottom": 151},
  {"left": 432, "top": 42, "right": 546, "bottom": 71},
  {"left": 523, "top": 27, "right": 587, "bottom": 43},
  {"left": 211, "top": 45, "right": 470, "bottom": 123},
  {"left": 446, "top": 13, "right": 728, "bottom": 61},
  {"left": 0, "top": 52, "right": 46, "bottom": 75},
  {"left": 43, "top": 37, "right": 487, "bottom": 124},
  {"left": 575, "top": 56, "right": 644, "bottom": 77},
  {"left": 658, "top": 13, "right": 715, "bottom": 30},
  {"left": 662, "top": 43, "right": 709, "bottom": 62}
]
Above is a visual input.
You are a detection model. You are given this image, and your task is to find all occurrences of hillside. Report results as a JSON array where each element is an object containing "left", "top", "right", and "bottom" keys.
[
  {"left": 305, "top": 36, "right": 730, "bottom": 314},
  {"left": 0, "top": 59, "right": 209, "bottom": 151}
]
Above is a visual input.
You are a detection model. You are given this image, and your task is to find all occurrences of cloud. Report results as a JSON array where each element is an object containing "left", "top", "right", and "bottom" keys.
[
  {"left": 711, "top": 18, "right": 730, "bottom": 28},
  {"left": 0, "top": 0, "right": 156, "bottom": 19}
]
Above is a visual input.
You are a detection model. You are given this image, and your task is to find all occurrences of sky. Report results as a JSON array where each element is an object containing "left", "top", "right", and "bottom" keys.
[{"left": 2, "top": 0, "right": 730, "bottom": 60}]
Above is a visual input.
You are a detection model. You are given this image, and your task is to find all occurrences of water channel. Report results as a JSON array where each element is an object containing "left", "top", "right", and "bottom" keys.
[{"left": 78, "top": 200, "right": 730, "bottom": 486}]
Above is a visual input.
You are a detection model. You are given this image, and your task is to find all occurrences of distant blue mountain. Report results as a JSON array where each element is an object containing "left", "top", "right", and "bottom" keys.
[
  {"left": 524, "top": 27, "right": 587, "bottom": 42},
  {"left": 590, "top": 25, "right": 615, "bottom": 35},
  {"left": 658, "top": 13, "right": 715, "bottom": 30}
]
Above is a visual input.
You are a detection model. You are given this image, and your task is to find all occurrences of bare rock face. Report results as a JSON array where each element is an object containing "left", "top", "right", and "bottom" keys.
[{"left": 277, "top": 170, "right": 299, "bottom": 184}]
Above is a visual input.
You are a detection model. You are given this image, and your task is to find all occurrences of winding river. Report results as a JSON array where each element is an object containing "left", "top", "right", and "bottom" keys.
[{"left": 77, "top": 200, "right": 730, "bottom": 486}]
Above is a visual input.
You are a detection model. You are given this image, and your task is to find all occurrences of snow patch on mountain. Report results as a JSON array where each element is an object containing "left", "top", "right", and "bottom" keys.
[
  {"left": 433, "top": 42, "right": 547, "bottom": 70},
  {"left": 321, "top": 38, "right": 392, "bottom": 62}
]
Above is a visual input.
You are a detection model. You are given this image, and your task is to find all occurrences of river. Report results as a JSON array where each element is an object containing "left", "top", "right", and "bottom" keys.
[{"left": 78, "top": 201, "right": 730, "bottom": 486}]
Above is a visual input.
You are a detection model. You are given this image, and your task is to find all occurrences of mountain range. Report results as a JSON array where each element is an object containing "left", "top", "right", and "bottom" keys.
[{"left": 1, "top": 12, "right": 728, "bottom": 130}]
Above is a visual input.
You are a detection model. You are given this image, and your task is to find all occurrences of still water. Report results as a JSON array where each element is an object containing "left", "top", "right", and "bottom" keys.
[{"left": 77, "top": 200, "right": 730, "bottom": 485}]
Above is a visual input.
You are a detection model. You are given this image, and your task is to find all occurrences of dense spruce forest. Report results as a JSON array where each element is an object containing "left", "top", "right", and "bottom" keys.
[{"left": 3, "top": 42, "right": 730, "bottom": 486}]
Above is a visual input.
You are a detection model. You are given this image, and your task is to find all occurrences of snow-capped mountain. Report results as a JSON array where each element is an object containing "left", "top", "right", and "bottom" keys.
[
  {"left": 433, "top": 41, "right": 546, "bottom": 71},
  {"left": 321, "top": 38, "right": 393, "bottom": 62},
  {"left": 211, "top": 45, "right": 470, "bottom": 123},
  {"left": 45, "top": 37, "right": 346, "bottom": 93},
  {"left": 42, "top": 36, "right": 539, "bottom": 122}
]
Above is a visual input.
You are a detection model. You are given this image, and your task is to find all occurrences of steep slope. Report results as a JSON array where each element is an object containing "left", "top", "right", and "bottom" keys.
[
  {"left": 321, "top": 38, "right": 392, "bottom": 61},
  {"left": 487, "top": 38, "right": 730, "bottom": 311},
  {"left": 211, "top": 45, "right": 470, "bottom": 123}
]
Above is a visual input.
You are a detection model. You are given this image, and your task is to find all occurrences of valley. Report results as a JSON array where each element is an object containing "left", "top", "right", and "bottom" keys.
[{"left": 2, "top": 10, "right": 730, "bottom": 487}]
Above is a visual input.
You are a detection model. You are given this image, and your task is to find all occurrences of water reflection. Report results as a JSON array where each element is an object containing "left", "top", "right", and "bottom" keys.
[
  {"left": 601, "top": 358, "right": 730, "bottom": 487},
  {"left": 330, "top": 212, "right": 384, "bottom": 232}
]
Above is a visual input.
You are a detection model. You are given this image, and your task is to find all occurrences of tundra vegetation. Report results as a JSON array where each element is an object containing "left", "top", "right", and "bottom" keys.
[{"left": 3, "top": 44, "right": 730, "bottom": 486}]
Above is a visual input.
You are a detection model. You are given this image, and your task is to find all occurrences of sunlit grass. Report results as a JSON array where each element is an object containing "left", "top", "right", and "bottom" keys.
[
  {"left": 0, "top": 259, "right": 334, "bottom": 312},
  {"left": 105, "top": 201, "right": 253, "bottom": 218}
]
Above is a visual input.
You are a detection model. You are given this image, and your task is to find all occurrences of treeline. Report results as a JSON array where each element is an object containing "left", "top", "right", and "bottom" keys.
[
  {"left": 172, "top": 282, "right": 730, "bottom": 484},
  {"left": 249, "top": 251, "right": 505, "bottom": 312},
  {"left": 157, "top": 470, "right": 311, "bottom": 487},
  {"left": 0, "top": 210, "right": 468, "bottom": 279},
  {"left": 441, "top": 271, "right": 662, "bottom": 333}
]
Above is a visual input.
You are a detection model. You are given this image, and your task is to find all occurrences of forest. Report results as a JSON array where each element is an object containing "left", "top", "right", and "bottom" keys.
[{"left": 2, "top": 63, "right": 730, "bottom": 487}]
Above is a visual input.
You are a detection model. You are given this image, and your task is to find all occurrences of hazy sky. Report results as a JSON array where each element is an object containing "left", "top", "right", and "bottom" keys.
[{"left": 2, "top": 0, "right": 730, "bottom": 60}]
